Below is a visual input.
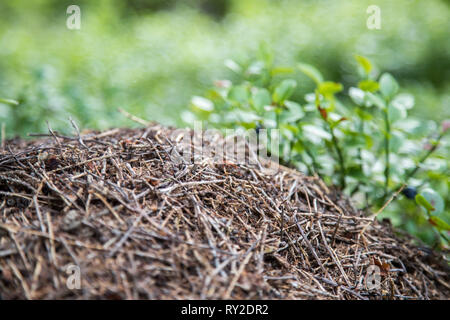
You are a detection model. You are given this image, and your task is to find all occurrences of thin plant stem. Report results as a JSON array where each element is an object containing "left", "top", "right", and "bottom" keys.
[
  {"left": 375, "top": 130, "right": 447, "bottom": 207},
  {"left": 404, "top": 131, "right": 445, "bottom": 182},
  {"left": 304, "top": 145, "right": 320, "bottom": 176},
  {"left": 383, "top": 107, "right": 391, "bottom": 196},
  {"left": 351, "top": 113, "right": 367, "bottom": 198},
  {"left": 328, "top": 124, "right": 346, "bottom": 189}
]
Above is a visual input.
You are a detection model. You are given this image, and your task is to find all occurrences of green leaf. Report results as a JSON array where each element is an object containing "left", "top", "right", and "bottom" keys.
[
  {"left": 396, "top": 119, "right": 433, "bottom": 136},
  {"left": 358, "top": 80, "right": 379, "bottom": 92},
  {"left": 421, "top": 188, "right": 444, "bottom": 215},
  {"left": 365, "top": 135, "right": 374, "bottom": 148},
  {"left": 389, "top": 131, "right": 405, "bottom": 151},
  {"left": 298, "top": 63, "right": 323, "bottom": 85},
  {"left": 365, "top": 92, "right": 386, "bottom": 109},
  {"left": 303, "top": 124, "right": 332, "bottom": 142},
  {"left": 228, "top": 85, "right": 249, "bottom": 104},
  {"left": 0, "top": 98, "right": 19, "bottom": 106},
  {"left": 292, "top": 140, "right": 305, "bottom": 153},
  {"left": 262, "top": 117, "right": 277, "bottom": 128},
  {"left": 349, "top": 87, "right": 365, "bottom": 105},
  {"left": 247, "top": 61, "right": 265, "bottom": 75},
  {"left": 273, "top": 79, "right": 297, "bottom": 105},
  {"left": 225, "top": 110, "right": 261, "bottom": 124},
  {"left": 314, "top": 90, "right": 321, "bottom": 107},
  {"left": 379, "top": 73, "right": 399, "bottom": 99},
  {"left": 181, "top": 110, "right": 197, "bottom": 124},
  {"left": 283, "top": 123, "right": 300, "bottom": 135},
  {"left": 355, "top": 108, "right": 373, "bottom": 121},
  {"left": 355, "top": 55, "right": 372, "bottom": 75},
  {"left": 251, "top": 88, "right": 271, "bottom": 112},
  {"left": 415, "top": 194, "right": 435, "bottom": 213},
  {"left": 391, "top": 93, "right": 414, "bottom": 110},
  {"left": 318, "top": 81, "right": 343, "bottom": 98},
  {"left": 224, "top": 59, "right": 242, "bottom": 73},
  {"left": 191, "top": 96, "right": 214, "bottom": 112},
  {"left": 388, "top": 103, "right": 407, "bottom": 123},
  {"left": 280, "top": 100, "right": 304, "bottom": 123},
  {"left": 428, "top": 216, "right": 450, "bottom": 231},
  {"left": 345, "top": 134, "right": 367, "bottom": 148},
  {"left": 271, "top": 67, "right": 294, "bottom": 76},
  {"left": 280, "top": 124, "right": 296, "bottom": 140}
]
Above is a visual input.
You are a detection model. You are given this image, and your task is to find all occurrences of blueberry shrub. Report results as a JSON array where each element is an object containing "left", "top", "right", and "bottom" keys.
[{"left": 184, "top": 48, "right": 450, "bottom": 248}]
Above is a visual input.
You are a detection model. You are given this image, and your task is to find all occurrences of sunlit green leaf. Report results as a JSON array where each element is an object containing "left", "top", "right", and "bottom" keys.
[
  {"left": 355, "top": 55, "right": 372, "bottom": 75},
  {"left": 224, "top": 59, "right": 242, "bottom": 73},
  {"left": 358, "top": 80, "right": 379, "bottom": 92},
  {"left": 365, "top": 92, "right": 386, "bottom": 109},
  {"left": 314, "top": 90, "right": 321, "bottom": 107},
  {"left": 388, "top": 103, "right": 407, "bottom": 123},
  {"left": 396, "top": 119, "right": 436, "bottom": 136},
  {"left": 292, "top": 140, "right": 305, "bottom": 153},
  {"left": 191, "top": 96, "right": 214, "bottom": 112},
  {"left": 349, "top": 87, "right": 365, "bottom": 105},
  {"left": 379, "top": 73, "right": 399, "bottom": 99},
  {"left": 355, "top": 108, "right": 373, "bottom": 121},
  {"left": 280, "top": 100, "right": 304, "bottom": 122},
  {"left": 280, "top": 125, "right": 295, "bottom": 140},
  {"left": 318, "top": 81, "right": 343, "bottom": 98},
  {"left": 226, "top": 110, "right": 261, "bottom": 124},
  {"left": 0, "top": 98, "right": 19, "bottom": 106},
  {"left": 391, "top": 93, "right": 414, "bottom": 110},
  {"left": 415, "top": 194, "right": 435, "bottom": 213},
  {"left": 303, "top": 124, "right": 332, "bottom": 142},
  {"left": 273, "top": 79, "right": 297, "bottom": 105},
  {"left": 271, "top": 67, "right": 294, "bottom": 76},
  {"left": 298, "top": 63, "right": 323, "bottom": 85}
]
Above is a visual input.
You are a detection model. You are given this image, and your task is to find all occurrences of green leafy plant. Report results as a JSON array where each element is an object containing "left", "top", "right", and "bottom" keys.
[
  {"left": 0, "top": 98, "right": 19, "bottom": 106},
  {"left": 184, "top": 49, "right": 449, "bottom": 248},
  {"left": 416, "top": 192, "right": 450, "bottom": 243}
]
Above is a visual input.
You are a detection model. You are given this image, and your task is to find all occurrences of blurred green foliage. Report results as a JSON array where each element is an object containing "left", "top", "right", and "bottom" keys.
[{"left": 0, "top": 0, "right": 449, "bottom": 138}]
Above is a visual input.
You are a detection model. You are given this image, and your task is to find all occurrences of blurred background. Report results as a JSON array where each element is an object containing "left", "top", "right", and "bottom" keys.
[{"left": 0, "top": 0, "right": 449, "bottom": 137}]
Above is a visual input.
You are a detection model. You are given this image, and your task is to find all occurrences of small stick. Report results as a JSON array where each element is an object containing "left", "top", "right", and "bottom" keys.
[
  {"left": 223, "top": 250, "right": 254, "bottom": 299},
  {"left": 360, "top": 184, "right": 405, "bottom": 236},
  {"left": 159, "top": 179, "right": 226, "bottom": 194},
  {"left": 295, "top": 215, "right": 329, "bottom": 277},
  {"left": 8, "top": 260, "right": 32, "bottom": 300},
  {"left": 94, "top": 192, "right": 125, "bottom": 225},
  {"left": 118, "top": 108, "right": 151, "bottom": 126},
  {"left": 46, "top": 121, "right": 61, "bottom": 147},
  {"left": 46, "top": 211, "right": 58, "bottom": 267},
  {"left": 331, "top": 213, "right": 342, "bottom": 246},
  {"left": 317, "top": 220, "right": 351, "bottom": 287},
  {"left": 69, "top": 117, "right": 88, "bottom": 149},
  {"left": 10, "top": 232, "right": 32, "bottom": 271}
]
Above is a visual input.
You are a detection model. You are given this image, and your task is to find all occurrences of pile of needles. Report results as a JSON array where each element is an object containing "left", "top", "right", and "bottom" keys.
[{"left": 0, "top": 125, "right": 448, "bottom": 299}]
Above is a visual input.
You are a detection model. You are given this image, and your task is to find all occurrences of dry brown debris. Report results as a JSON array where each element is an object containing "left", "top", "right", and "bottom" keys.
[{"left": 0, "top": 125, "right": 448, "bottom": 300}]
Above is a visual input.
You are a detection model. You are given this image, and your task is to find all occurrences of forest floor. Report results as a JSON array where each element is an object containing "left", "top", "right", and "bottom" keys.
[{"left": 0, "top": 125, "right": 448, "bottom": 299}]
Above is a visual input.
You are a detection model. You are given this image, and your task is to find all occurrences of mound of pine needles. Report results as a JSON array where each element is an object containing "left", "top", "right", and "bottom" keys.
[{"left": 0, "top": 124, "right": 448, "bottom": 299}]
